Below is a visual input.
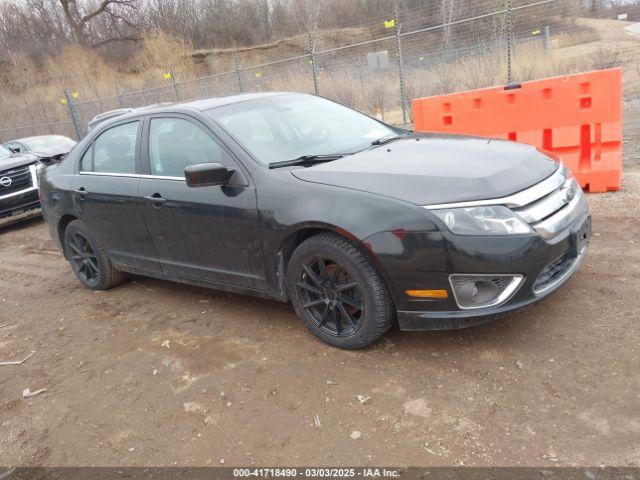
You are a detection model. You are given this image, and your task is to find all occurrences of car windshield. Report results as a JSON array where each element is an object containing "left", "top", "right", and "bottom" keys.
[
  {"left": 207, "top": 94, "right": 397, "bottom": 165},
  {"left": 0, "top": 144, "right": 12, "bottom": 161},
  {"left": 23, "top": 135, "right": 76, "bottom": 151}
]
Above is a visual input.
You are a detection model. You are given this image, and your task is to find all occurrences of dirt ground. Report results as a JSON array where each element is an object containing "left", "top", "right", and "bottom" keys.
[{"left": 0, "top": 108, "right": 639, "bottom": 469}]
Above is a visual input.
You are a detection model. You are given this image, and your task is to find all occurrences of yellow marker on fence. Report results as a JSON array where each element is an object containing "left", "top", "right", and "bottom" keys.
[
  {"left": 384, "top": 19, "right": 395, "bottom": 29},
  {"left": 164, "top": 72, "right": 172, "bottom": 80},
  {"left": 60, "top": 98, "right": 67, "bottom": 105},
  {"left": 255, "top": 71, "right": 262, "bottom": 78},
  {"left": 71, "top": 91, "right": 79, "bottom": 99},
  {"left": 532, "top": 29, "right": 541, "bottom": 35}
]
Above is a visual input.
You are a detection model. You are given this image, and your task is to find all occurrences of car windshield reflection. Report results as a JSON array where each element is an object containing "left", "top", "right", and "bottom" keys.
[{"left": 207, "top": 94, "right": 398, "bottom": 165}]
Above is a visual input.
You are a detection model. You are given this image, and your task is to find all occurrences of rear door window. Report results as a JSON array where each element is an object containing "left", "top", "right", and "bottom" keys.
[{"left": 82, "top": 121, "right": 139, "bottom": 174}]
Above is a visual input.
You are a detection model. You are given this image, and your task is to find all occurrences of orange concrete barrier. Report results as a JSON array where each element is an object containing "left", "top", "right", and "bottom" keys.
[{"left": 412, "top": 68, "right": 622, "bottom": 192}]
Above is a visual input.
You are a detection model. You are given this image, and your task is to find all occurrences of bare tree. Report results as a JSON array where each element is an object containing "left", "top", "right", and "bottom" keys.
[
  {"left": 292, "top": 0, "right": 325, "bottom": 33},
  {"left": 58, "top": 0, "right": 139, "bottom": 47},
  {"left": 441, "top": 0, "right": 456, "bottom": 48}
]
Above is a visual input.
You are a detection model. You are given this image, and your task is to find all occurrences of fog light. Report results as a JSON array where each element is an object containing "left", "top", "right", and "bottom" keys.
[
  {"left": 449, "top": 274, "right": 523, "bottom": 310},
  {"left": 455, "top": 281, "right": 480, "bottom": 304}
]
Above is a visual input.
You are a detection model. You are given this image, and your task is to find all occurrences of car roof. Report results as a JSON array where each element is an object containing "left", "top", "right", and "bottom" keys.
[
  {"left": 94, "top": 92, "right": 297, "bottom": 128},
  {"left": 180, "top": 92, "right": 289, "bottom": 111}
]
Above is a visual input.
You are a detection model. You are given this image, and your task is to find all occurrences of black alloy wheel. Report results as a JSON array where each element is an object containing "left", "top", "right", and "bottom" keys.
[
  {"left": 287, "top": 233, "right": 394, "bottom": 349},
  {"left": 296, "top": 256, "right": 364, "bottom": 338},
  {"left": 64, "top": 220, "right": 125, "bottom": 290},
  {"left": 68, "top": 231, "right": 100, "bottom": 284}
]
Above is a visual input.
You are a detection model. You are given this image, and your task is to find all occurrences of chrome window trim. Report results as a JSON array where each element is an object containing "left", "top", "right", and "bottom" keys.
[
  {"left": 533, "top": 246, "right": 587, "bottom": 296},
  {"left": 422, "top": 164, "right": 566, "bottom": 210},
  {"left": 0, "top": 186, "right": 38, "bottom": 200},
  {"left": 79, "top": 171, "right": 138, "bottom": 178},
  {"left": 78, "top": 171, "right": 184, "bottom": 181},
  {"left": 141, "top": 174, "right": 185, "bottom": 181},
  {"left": 448, "top": 273, "right": 524, "bottom": 310}
]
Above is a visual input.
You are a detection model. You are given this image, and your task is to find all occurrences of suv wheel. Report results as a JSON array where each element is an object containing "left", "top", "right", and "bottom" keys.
[
  {"left": 64, "top": 220, "right": 125, "bottom": 290},
  {"left": 287, "top": 233, "right": 394, "bottom": 349}
]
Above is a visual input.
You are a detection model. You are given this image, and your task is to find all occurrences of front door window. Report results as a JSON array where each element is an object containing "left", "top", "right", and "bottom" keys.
[{"left": 148, "top": 118, "right": 231, "bottom": 177}]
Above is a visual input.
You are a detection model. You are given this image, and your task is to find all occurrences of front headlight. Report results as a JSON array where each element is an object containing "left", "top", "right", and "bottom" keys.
[{"left": 432, "top": 205, "right": 533, "bottom": 235}]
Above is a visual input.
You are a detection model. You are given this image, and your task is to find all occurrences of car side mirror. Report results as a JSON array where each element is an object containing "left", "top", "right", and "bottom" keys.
[
  {"left": 185, "top": 162, "right": 235, "bottom": 187},
  {"left": 8, "top": 146, "right": 19, "bottom": 153}
]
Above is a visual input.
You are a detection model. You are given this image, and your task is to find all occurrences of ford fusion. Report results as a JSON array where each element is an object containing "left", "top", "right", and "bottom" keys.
[{"left": 39, "top": 93, "right": 591, "bottom": 349}]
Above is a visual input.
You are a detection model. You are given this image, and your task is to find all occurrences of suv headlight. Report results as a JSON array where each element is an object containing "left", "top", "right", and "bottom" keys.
[
  {"left": 432, "top": 205, "right": 533, "bottom": 235},
  {"left": 35, "top": 161, "right": 45, "bottom": 176}
]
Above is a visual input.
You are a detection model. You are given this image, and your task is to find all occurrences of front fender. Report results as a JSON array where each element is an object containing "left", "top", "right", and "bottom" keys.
[{"left": 255, "top": 168, "right": 440, "bottom": 298}]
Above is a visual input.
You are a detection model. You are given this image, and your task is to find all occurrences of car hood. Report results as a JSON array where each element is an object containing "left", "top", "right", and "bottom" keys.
[
  {"left": 290, "top": 135, "right": 558, "bottom": 205},
  {"left": 0, "top": 152, "right": 39, "bottom": 172},
  {"left": 30, "top": 147, "right": 69, "bottom": 158}
]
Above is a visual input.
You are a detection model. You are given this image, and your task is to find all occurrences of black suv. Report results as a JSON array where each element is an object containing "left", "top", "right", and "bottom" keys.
[
  {"left": 39, "top": 93, "right": 591, "bottom": 349},
  {"left": 0, "top": 144, "right": 44, "bottom": 227}
]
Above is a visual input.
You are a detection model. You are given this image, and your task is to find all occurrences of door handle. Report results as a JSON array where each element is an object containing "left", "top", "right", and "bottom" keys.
[
  {"left": 144, "top": 194, "right": 167, "bottom": 207},
  {"left": 73, "top": 188, "right": 88, "bottom": 199}
]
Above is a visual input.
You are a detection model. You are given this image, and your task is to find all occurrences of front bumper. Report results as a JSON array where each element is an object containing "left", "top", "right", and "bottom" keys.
[
  {"left": 0, "top": 187, "right": 41, "bottom": 227},
  {"left": 398, "top": 244, "right": 588, "bottom": 330},
  {"left": 366, "top": 211, "right": 591, "bottom": 331}
]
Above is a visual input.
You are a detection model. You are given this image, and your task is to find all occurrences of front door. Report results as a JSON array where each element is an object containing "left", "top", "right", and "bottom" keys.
[
  {"left": 73, "top": 120, "right": 161, "bottom": 272},
  {"left": 139, "top": 115, "right": 266, "bottom": 290}
]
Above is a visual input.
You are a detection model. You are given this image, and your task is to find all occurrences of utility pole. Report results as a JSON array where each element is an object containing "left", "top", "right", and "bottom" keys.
[{"left": 394, "top": 6, "right": 407, "bottom": 126}]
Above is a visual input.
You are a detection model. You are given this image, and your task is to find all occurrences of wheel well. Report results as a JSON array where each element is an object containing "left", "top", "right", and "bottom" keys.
[
  {"left": 57, "top": 214, "right": 77, "bottom": 251},
  {"left": 275, "top": 227, "right": 397, "bottom": 323},
  {"left": 279, "top": 227, "right": 327, "bottom": 270},
  {"left": 275, "top": 227, "right": 385, "bottom": 300},
  {"left": 272, "top": 228, "right": 331, "bottom": 299}
]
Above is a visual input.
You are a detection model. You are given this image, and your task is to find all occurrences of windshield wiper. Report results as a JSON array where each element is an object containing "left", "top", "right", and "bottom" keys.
[
  {"left": 269, "top": 154, "right": 347, "bottom": 169},
  {"left": 370, "top": 135, "right": 404, "bottom": 146}
]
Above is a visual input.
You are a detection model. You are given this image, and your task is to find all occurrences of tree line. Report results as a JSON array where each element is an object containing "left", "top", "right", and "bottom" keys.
[
  {"left": 0, "top": 0, "right": 436, "bottom": 60},
  {"left": 0, "top": 0, "right": 632, "bottom": 66}
]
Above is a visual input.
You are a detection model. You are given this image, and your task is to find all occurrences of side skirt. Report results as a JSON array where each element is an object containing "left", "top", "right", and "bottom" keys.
[{"left": 113, "top": 262, "right": 286, "bottom": 303}]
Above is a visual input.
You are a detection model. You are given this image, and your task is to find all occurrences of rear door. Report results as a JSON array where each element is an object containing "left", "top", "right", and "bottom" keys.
[
  {"left": 139, "top": 114, "right": 266, "bottom": 290},
  {"left": 73, "top": 120, "right": 160, "bottom": 272}
]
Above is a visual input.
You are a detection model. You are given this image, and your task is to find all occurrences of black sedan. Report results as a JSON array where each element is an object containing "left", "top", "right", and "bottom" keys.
[
  {"left": 39, "top": 93, "right": 591, "bottom": 349},
  {"left": 4, "top": 134, "right": 76, "bottom": 164}
]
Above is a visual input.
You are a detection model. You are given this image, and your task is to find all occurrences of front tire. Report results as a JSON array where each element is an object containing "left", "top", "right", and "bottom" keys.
[
  {"left": 286, "top": 233, "right": 394, "bottom": 349},
  {"left": 63, "top": 220, "right": 124, "bottom": 290}
]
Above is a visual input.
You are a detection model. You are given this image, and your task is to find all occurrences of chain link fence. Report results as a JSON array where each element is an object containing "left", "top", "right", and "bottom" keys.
[{"left": 1, "top": 0, "right": 637, "bottom": 142}]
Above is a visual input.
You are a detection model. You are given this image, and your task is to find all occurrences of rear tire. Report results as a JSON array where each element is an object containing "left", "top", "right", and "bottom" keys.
[
  {"left": 63, "top": 220, "right": 125, "bottom": 290},
  {"left": 286, "top": 233, "right": 394, "bottom": 349}
]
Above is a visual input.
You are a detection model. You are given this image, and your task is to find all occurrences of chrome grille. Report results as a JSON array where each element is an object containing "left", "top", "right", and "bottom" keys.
[
  {"left": 511, "top": 167, "right": 587, "bottom": 239},
  {"left": 0, "top": 165, "right": 33, "bottom": 197},
  {"left": 513, "top": 175, "right": 578, "bottom": 222}
]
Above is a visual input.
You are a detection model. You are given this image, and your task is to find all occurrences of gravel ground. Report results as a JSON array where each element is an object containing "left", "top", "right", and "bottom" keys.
[{"left": 0, "top": 109, "right": 638, "bottom": 468}]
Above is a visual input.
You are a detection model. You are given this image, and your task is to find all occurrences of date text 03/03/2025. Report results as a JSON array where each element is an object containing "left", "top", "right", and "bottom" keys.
[{"left": 232, "top": 468, "right": 401, "bottom": 478}]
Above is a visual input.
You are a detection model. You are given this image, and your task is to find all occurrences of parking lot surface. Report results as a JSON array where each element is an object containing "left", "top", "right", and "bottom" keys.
[{"left": 1, "top": 119, "right": 639, "bottom": 467}]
